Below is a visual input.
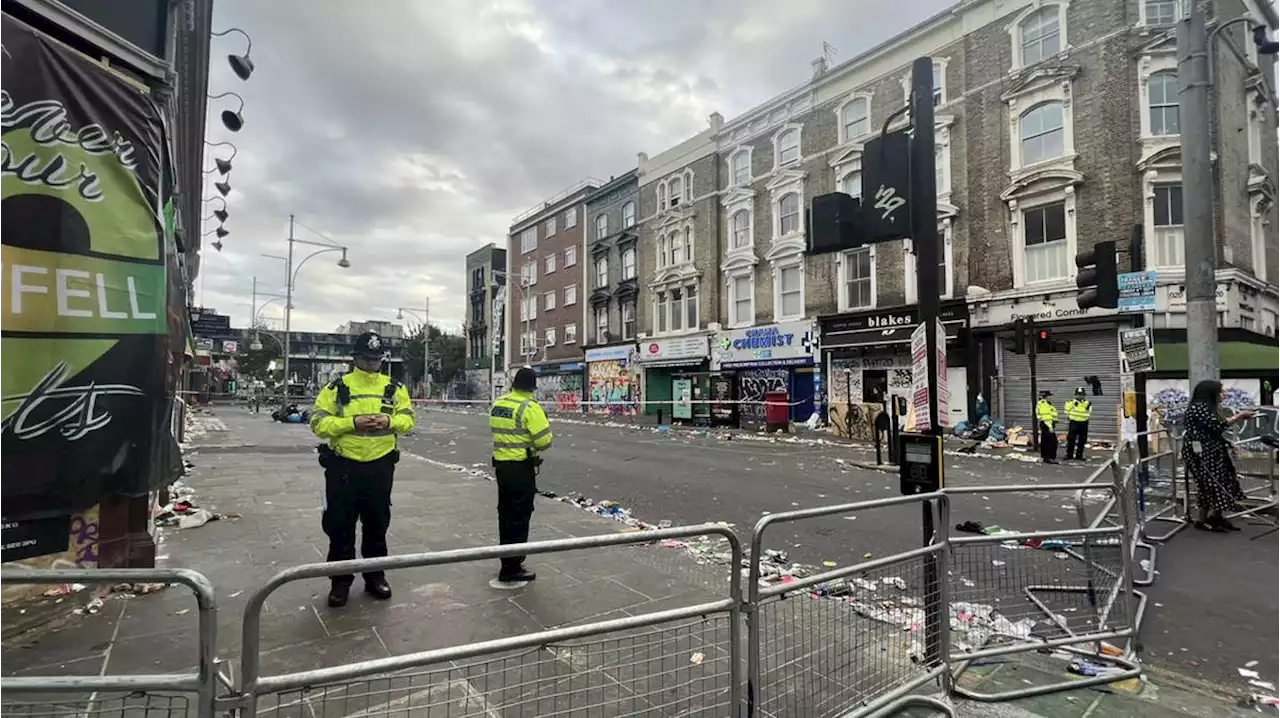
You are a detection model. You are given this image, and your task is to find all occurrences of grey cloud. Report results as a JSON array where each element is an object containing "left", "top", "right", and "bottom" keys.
[{"left": 198, "top": 0, "right": 951, "bottom": 333}]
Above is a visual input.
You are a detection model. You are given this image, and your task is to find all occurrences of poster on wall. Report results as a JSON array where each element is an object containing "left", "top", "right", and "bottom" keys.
[{"left": 2, "top": 15, "right": 177, "bottom": 522}]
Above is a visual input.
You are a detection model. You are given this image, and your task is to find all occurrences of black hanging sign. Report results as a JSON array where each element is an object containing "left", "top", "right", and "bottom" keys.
[
  {"left": 862, "top": 129, "right": 912, "bottom": 242},
  {"left": 2, "top": 14, "right": 179, "bottom": 521}
]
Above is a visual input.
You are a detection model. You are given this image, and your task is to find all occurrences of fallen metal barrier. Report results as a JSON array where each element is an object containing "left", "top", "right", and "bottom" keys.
[
  {"left": 0, "top": 568, "right": 219, "bottom": 718},
  {"left": 744, "top": 493, "right": 954, "bottom": 718},
  {"left": 230, "top": 524, "right": 743, "bottom": 717},
  {"left": 945, "top": 477, "right": 1141, "bottom": 702}
]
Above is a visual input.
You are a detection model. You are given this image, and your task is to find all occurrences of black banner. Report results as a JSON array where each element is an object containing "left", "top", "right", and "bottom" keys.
[{"left": 2, "top": 14, "right": 179, "bottom": 522}]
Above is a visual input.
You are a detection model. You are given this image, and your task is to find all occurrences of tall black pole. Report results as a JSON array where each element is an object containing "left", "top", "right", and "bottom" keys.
[
  {"left": 1130, "top": 225, "right": 1150, "bottom": 474},
  {"left": 908, "top": 56, "right": 943, "bottom": 666},
  {"left": 1029, "top": 318, "right": 1039, "bottom": 451}
]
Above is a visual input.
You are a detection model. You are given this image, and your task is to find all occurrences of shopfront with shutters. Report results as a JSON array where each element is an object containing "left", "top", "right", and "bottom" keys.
[
  {"left": 711, "top": 320, "right": 818, "bottom": 427},
  {"left": 970, "top": 293, "right": 1124, "bottom": 438},
  {"left": 818, "top": 302, "right": 972, "bottom": 431}
]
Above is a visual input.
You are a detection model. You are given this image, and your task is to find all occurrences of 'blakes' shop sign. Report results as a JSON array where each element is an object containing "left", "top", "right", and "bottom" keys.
[{"left": 820, "top": 303, "right": 968, "bottom": 335}]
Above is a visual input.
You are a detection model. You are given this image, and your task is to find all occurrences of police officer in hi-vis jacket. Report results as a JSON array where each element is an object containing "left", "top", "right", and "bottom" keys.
[
  {"left": 311, "top": 332, "right": 415, "bottom": 607},
  {"left": 488, "top": 367, "right": 553, "bottom": 583}
]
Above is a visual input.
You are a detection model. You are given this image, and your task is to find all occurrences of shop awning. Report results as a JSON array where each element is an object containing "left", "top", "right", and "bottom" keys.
[
  {"left": 823, "top": 322, "right": 963, "bottom": 349},
  {"left": 1154, "top": 341, "right": 1279, "bottom": 372}
]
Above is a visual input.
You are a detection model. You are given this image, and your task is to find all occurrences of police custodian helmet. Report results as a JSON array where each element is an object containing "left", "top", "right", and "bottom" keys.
[
  {"left": 512, "top": 366, "right": 537, "bottom": 391},
  {"left": 352, "top": 332, "right": 386, "bottom": 359}
]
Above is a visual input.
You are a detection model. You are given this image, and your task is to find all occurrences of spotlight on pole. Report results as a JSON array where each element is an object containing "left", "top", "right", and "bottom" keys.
[
  {"left": 212, "top": 28, "right": 256, "bottom": 80},
  {"left": 209, "top": 92, "right": 246, "bottom": 132}
]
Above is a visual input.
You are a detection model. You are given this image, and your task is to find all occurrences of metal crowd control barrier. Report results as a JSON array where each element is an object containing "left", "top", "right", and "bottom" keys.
[
  {"left": 1225, "top": 436, "right": 1279, "bottom": 538},
  {"left": 232, "top": 524, "right": 742, "bottom": 717},
  {"left": 745, "top": 494, "right": 954, "bottom": 718},
  {"left": 944, "top": 479, "right": 1141, "bottom": 702},
  {"left": 1053, "top": 460, "right": 1150, "bottom": 661},
  {"left": 1127, "top": 429, "right": 1188, "bottom": 542},
  {"left": 0, "top": 568, "right": 218, "bottom": 718}
]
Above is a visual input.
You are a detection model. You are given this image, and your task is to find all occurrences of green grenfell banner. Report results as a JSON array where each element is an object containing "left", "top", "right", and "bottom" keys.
[{"left": 2, "top": 14, "right": 177, "bottom": 521}]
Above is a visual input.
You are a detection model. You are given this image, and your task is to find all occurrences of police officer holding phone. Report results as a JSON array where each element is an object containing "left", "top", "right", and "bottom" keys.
[
  {"left": 311, "top": 332, "right": 415, "bottom": 607},
  {"left": 489, "top": 366, "right": 552, "bottom": 583}
]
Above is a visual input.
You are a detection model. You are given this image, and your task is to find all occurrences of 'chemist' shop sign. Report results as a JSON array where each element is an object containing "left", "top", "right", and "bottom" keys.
[{"left": 713, "top": 320, "right": 816, "bottom": 369}]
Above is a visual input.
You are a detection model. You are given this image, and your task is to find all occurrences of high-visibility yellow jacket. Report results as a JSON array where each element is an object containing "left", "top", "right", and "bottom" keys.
[
  {"left": 1036, "top": 399, "right": 1059, "bottom": 428},
  {"left": 310, "top": 368, "right": 415, "bottom": 462},
  {"left": 490, "top": 389, "right": 552, "bottom": 462},
  {"left": 1065, "top": 399, "right": 1093, "bottom": 422}
]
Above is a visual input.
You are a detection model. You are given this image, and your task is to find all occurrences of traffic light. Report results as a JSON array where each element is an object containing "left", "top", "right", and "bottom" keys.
[
  {"left": 1036, "top": 329, "right": 1072, "bottom": 354},
  {"left": 1075, "top": 240, "right": 1119, "bottom": 310},
  {"left": 1036, "top": 329, "right": 1052, "bottom": 353}
]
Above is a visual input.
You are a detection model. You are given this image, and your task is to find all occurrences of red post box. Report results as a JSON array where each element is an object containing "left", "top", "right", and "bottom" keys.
[{"left": 764, "top": 390, "right": 790, "bottom": 433}]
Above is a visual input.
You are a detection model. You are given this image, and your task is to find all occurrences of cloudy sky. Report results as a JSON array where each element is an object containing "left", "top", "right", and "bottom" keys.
[{"left": 198, "top": 0, "right": 952, "bottom": 333}]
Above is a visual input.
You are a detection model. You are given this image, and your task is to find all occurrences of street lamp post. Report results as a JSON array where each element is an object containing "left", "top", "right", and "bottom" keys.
[
  {"left": 277, "top": 215, "right": 351, "bottom": 407},
  {"left": 396, "top": 297, "right": 431, "bottom": 398}
]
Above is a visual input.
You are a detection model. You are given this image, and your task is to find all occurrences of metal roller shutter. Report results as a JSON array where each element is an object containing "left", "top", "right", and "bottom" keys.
[{"left": 1000, "top": 329, "right": 1121, "bottom": 438}]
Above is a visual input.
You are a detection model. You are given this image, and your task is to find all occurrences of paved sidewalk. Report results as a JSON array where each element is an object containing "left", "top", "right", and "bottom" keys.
[{"left": 1, "top": 407, "right": 1265, "bottom": 717}]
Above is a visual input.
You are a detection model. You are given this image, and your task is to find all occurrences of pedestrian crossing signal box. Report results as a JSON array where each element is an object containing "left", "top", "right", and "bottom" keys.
[{"left": 899, "top": 432, "right": 944, "bottom": 495}]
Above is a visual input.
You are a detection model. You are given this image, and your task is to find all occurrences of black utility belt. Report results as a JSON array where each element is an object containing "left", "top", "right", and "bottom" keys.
[{"left": 318, "top": 444, "right": 400, "bottom": 468}]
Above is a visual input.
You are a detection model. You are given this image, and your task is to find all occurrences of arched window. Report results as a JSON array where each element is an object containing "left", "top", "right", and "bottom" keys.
[
  {"left": 595, "top": 213, "right": 609, "bottom": 239},
  {"left": 731, "top": 151, "right": 751, "bottom": 185},
  {"left": 777, "top": 129, "right": 800, "bottom": 166},
  {"left": 1148, "top": 71, "right": 1180, "bottom": 136},
  {"left": 1019, "top": 101, "right": 1064, "bottom": 165},
  {"left": 778, "top": 193, "right": 801, "bottom": 235},
  {"left": 841, "top": 97, "right": 869, "bottom": 142},
  {"left": 1019, "top": 6, "right": 1060, "bottom": 66},
  {"left": 731, "top": 210, "right": 751, "bottom": 248},
  {"left": 840, "top": 171, "right": 862, "bottom": 200},
  {"left": 668, "top": 176, "right": 683, "bottom": 207},
  {"left": 621, "top": 201, "right": 636, "bottom": 228}
]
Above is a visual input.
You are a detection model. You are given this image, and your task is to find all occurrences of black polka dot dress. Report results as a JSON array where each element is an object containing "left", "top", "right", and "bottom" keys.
[{"left": 1180, "top": 402, "right": 1246, "bottom": 514}]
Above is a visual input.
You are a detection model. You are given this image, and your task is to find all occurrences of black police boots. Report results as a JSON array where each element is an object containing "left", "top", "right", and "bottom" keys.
[
  {"left": 498, "top": 569, "right": 537, "bottom": 583},
  {"left": 327, "top": 584, "right": 350, "bottom": 608},
  {"left": 364, "top": 578, "right": 392, "bottom": 600}
]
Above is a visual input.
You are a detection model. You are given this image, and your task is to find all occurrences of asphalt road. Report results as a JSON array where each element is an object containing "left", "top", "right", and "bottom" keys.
[
  {"left": 401, "top": 408, "right": 1277, "bottom": 696},
  {"left": 402, "top": 409, "right": 1102, "bottom": 567}
]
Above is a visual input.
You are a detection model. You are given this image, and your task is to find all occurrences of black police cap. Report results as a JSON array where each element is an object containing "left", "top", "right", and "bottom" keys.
[{"left": 353, "top": 331, "right": 386, "bottom": 358}]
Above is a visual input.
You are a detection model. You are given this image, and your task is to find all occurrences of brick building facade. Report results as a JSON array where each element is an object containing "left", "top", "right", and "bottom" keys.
[
  {"left": 506, "top": 181, "right": 600, "bottom": 369},
  {"left": 701, "top": 0, "right": 1278, "bottom": 433}
]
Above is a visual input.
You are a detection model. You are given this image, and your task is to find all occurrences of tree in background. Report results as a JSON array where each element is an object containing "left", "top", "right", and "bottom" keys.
[
  {"left": 403, "top": 323, "right": 466, "bottom": 397},
  {"left": 236, "top": 337, "right": 282, "bottom": 382}
]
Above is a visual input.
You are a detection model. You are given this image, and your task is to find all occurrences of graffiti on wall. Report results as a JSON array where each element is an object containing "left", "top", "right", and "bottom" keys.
[
  {"left": 1, "top": 509, "right": 98, "bottom": 603},
  {"left": 828, "top": 403, "right": 882, "bottom": 441},
  {"left": 536, "top": 373, "right": 583, "bottom": 412},
  {"left": 1147, "top": 378, "right": 1260, "bottom": 430},
  {"left": 587, "top": 361, "right": 635, "bottom": 414},
  {"left": 463, "top": 369, "right": 491, "bottom": 401},
  {"left": 738, "top": 368, "right": 788, "bottom": 424},
  {"left": 829, "top": 359, "right": 862, "bottom": 405}
]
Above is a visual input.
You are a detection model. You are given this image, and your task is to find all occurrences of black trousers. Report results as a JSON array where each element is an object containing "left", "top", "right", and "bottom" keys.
[
  {"left": 494, "top": 460, "right": 537, "bottom": 575},
  {"left": 1039, "top": 421, "right": 1058, "bottom": 461},
  {"left": 1066, "top": 420, "right": 1089, "bottom": 460},
  {"left": 322, "top": 453, "right": 395, "bottom": 587}
]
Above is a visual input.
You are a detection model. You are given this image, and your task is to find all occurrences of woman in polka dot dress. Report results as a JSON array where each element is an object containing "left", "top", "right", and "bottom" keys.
[{"left": 1181, "top": 380, "right": 1256, "bottom": 532}]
